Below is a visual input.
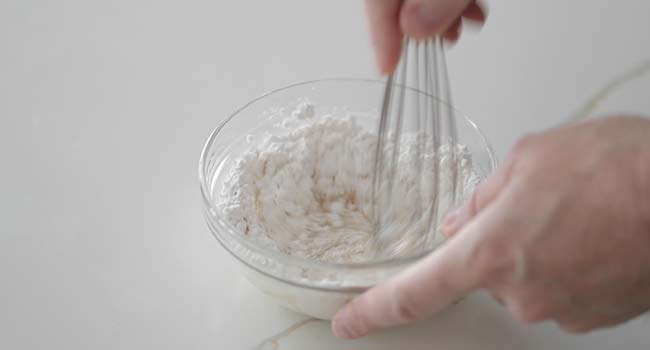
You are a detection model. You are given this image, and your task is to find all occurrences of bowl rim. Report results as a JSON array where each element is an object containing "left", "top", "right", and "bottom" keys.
[{"left": 198, "top": 78, "right": 498, "bottom": 279}]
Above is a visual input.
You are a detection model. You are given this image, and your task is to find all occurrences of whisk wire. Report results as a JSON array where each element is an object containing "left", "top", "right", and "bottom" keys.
[
  {"left": 386, "top": 38, "right": 410, "bottom": 202},
  {"left": 372, "top": 37, "right": 459, "bottom": 258},
  {"left": 438, "top": 38, "right": 459, "bottom": 207},
  {"left": 372, "top": 73, "right": 393, "bottom": 227}
]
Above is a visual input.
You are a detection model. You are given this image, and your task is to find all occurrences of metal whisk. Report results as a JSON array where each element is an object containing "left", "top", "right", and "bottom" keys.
[{"left": 371, "top": 37, "right": 460, "bottom": 258}]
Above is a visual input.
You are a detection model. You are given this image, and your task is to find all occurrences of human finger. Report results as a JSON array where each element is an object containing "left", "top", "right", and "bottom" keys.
[
  {"left": 332, "top": 198, "right": 513, "bottom": 339},
  {"left": 443, "top": 19, "right": 462, "bottom": 43},
  {"left": 399, "top": 0, "right": 473, "bottom": 39},
  {"left": 365, "top": 0, "right": 404, "bottom": 74},
  {"left": 461, "top": 1, "right": 487, "bottom": 23}
]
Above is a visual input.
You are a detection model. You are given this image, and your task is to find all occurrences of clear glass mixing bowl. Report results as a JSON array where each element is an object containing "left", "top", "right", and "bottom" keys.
[{"left": 199, "top": 78, "right": 497, "bottom": 319}]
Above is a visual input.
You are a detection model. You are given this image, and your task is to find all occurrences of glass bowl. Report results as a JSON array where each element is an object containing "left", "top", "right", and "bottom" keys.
[{"left": 199, "top": 78, "right": 497, "bottom": 319}]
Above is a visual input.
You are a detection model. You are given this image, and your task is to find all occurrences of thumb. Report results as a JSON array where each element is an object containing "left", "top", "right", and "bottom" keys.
[
  {"left": 331, "top": 200, "right": 509, "bottom": 339},
  {"left": 400, "top": 0, "right": 473, "bottom": 39}
]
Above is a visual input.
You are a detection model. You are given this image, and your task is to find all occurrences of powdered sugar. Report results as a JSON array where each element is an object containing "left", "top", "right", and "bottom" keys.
[{"left": 218, "top": 103, "right": 477, "bottom": 263}]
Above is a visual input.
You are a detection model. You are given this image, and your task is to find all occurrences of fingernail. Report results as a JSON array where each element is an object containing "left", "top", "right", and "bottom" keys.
[
  {"left": 332, "top": 310, "right": 354, "bottom": 339},
  {"left": 442, "top": 209, "right": 459, "bottom": 230}
]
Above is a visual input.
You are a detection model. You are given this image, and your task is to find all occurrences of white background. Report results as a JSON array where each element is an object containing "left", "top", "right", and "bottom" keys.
[{"left": 2, "top": 0, "right": 650, "bottom": 349}]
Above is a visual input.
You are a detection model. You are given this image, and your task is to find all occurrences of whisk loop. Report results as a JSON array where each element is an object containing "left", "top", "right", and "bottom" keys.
[{"left": 372, "top": 37, "right": 460, "bottom": 258}]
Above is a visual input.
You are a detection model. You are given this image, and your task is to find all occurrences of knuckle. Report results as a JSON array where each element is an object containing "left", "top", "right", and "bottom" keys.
[
  {"left": 392, "top": 285, "right": 424, "bottom": 324},
  {"left": 469, "top": 240, "right": 514, "bottom": 285}
]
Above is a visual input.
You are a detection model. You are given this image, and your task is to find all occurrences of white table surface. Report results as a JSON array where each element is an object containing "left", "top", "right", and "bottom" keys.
[{"left": 2, "top": 1, "right": 650, "bottom": 349}]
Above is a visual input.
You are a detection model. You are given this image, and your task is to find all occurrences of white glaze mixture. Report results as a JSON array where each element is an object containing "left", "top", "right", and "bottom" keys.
[{"left": 218, "top": 103, "right": 477, "bottom": 263}]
